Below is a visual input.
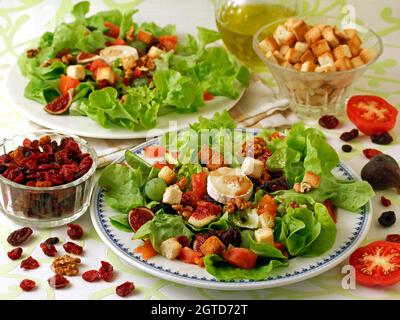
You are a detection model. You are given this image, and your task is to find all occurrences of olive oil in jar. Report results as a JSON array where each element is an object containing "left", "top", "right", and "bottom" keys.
[{"left": 215, "top": 0, "right": 298, "bottom": 66}]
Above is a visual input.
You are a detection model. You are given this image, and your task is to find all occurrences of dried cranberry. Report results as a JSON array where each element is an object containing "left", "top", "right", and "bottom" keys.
[
  {"left": 176, "top": 236, "right": 190, "bottom": 248},
  {"left": 82, "top": 270, "right": 101, "bottom": 282},
  {"left": 21, "top": 256, "right": 39, "bottom": 270},
  {"left": 48, "top": 274, "right": 69, "bottom": 289},
  {"left": 99, "top": 261, "right": 114, "bottom": 282},
  {"left": 97, "top": 79, "right": 110, "bottom": 89},
  {"left": 340, "top": 129, "right": 359, "bottom": 142},
  {"left": 63, "top": 242, "right": 83, "bottom": 255},
  {"left": 386, "top": 234, "right": 400, "bottom": 243},
  {"left": 40, "top": 242, "right": 57, "bottom": 257},
  {"left": 116, "top": 281, "right": 135, "bottom": 297},
  {"left": 363, "top": 148, "right": 382, "bottom": 159},
  {"left": 7, "top": 247, "right": 23, "bottom": 260},
  {"left": 381, "top": 196, "right": 392, "bottom": 207},
  {"left": 79, "top": 156, "right": 93, "bottom": 172},
  {"left": 318, "top": 115, "right": 339, "bottom": 129},
  {"left": 20, "top": 279, "right": 36, "bottom": 292},
  {"left": 217, "top": 226, "right": 242, "bottom": 248},
  {"left": 67, "top": 223, "right": 84, "bottom": 240},
  {"left": 45, "top": 237, "right": 60, "bottom": 245},
  {"left": 341, "top": 144, "right": 352, "bottom": 152},
  {"left": 371, "top": 132, "right": 393, "bottom": 145},
  {"left": 7, "top": 227, "right": 33, "bottom": 246}
]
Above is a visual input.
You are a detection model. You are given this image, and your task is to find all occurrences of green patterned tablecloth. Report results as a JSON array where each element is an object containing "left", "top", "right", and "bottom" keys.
[{"left": 0, "top": 0, "right": 399, "bottom": 300}]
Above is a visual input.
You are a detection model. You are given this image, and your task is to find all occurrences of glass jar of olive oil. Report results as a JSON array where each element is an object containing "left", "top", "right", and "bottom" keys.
[{"left": 215, "top": 0, "right": 298, "bottom": 66}]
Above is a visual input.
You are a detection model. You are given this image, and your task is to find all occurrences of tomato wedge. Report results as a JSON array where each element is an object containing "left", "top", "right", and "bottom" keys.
[
  {"left": 104, "top": 21, "right": 120, "bottom": 38},
  {"left": 257, "top": 194, "right": 277, "bottom": 217},
  {"left": 158, "top": 35, "right": 178, "bottom": 51},
  {"left": 347, "top": 95, "right": 398, "bottom": 135},
  {"left": 59, "top": 75, "right": 80, "bottom": 95},
  {"left": 349, "top": 241, "right": 400, "bottom": 287},
  {"left": 89, "top": 59, "right": 109, "bottom": 74},
  {"left": 191, "top": 172, "right": 206, "bottom": 199},
  {"left": 203, "top": 91, "right": 214, "bottom": 101},
  {"left": 324, "top": 199, "right": 336, "bottom": 223},
  {"left": 223, "top": 247, "right": 257, "bottom": 269},
  {"left": 106, "top": 38, "right": 127, "bottom": 46}
]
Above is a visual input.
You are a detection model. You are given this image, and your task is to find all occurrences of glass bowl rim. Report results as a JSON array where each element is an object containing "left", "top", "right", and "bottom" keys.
[
  {"left": 252, "top": 15, "right": 384, "bottom": 76},
  {"left": 0, "top": 130, "right": 97, "bottom": 191}
]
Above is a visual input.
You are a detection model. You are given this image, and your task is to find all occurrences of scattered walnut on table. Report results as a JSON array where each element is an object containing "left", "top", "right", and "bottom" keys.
[{"left": 51, "top": 255, "right": 81, "bottom": 276}]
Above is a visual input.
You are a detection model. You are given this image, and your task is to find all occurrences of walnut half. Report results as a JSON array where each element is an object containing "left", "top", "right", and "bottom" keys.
[{"left": 51, "top": 255, "right": 81, "bottom": 276}]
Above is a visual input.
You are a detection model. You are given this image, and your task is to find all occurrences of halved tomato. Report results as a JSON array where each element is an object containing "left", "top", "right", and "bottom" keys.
[
  {"left": 104, "top": 21, "right": 120, "bottom": 38},
  {"left": 59, "top": 75, "right": 80, "bottom": 95},
  {"left": 349, "top": 241, "right": 400, "bottom": 287},
  {"left": 347, "top": 95, "right": 398, "bottom": 135}
]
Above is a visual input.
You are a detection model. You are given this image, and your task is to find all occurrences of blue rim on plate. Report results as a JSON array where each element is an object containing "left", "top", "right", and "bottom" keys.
[{"left": 90, "top": 130, "right": 372, "bottom": 290}]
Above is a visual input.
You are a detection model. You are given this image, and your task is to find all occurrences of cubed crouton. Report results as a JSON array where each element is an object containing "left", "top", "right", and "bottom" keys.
[
  {"left": 279, "top": 45, "right": 290, "bottom": 56},
  {"left": 311, "top": 39, "right": 331, "bottom": 57},
  {"left": 334, "top": 57, "right": 352, "bottom": 71},
  {"left": 304, "top": 27, "right": 322, "bottom": 44},
  {"left": 137, "top": 30, "right": 153, "bottom": 44},
  {"left": 315, "top": 64, "right": 336, "bottom": 73},
  {"left": 285, "top": 48, "right": 302, "bottom": 64},
  {"left": 280, "top": 60, "right": 294, "bottom": 69},
  {"left": 293, "top": 63, "right": 302, "bottom": 71},
  {"left": 333, "top": 26, "right": 351, "bottom": 41},
  {"left": 343, "top": 29, "right": 359, "bottom": 39},
  {"left": 94, "top": 66, "right": 116, "bottom": 84},
  {"left": 200, "top": 236, "right": 225, "bottom": 256},
  {"left": 259, "top": 36, "right": 279, "bottom": 53},
  {"left": 255, "top": 228, "right": 274, "bottom": 245},
  {"left": 147, "top": 46, "right": 164, "bottom": 59},
  {"left": 162, "top": 185, "right": 182, "bottom": 205},
  {"left": 284, "top": 18, "right": 300, "bottom": 30},
  {"left": 359, "top": 48, "right": 376, "bottom": 63},
  {"left": 160, "top": 238, "right": 182, "bottom": 260},
  {"left": 322, "top": 26, "right": 340, "bottom": 48},
  {"left": 299, "top": 49, "right": 316, "bottom": 63},
  {"left": 273, "top": 25, "right": 296, "bottom": 47},
  {"left": 273, "top": 50, "right": 286, "bottom": 63},
  {"left": 315, "top": 23, "right": 327, "bottom": 32},
  {"left": 290, "top": 20, "right": 309, "bottom": 42},
  {"left": 258, "top": 212, "right": 275, "bottom": 228},
  {"left": 241, "top": 157, "right": 264, "bottom": 179},
  {"left": 351, "top": 56, "right": 365, "bottom": 68},
  {"left": 294, "top": 41, "right": 309, "bottom": 54},
  {"left": 265, "top": 50, "right": 279, "bottom": 64},
  {"left": 301, "top": 60, "right": 316, "bottom": 72},
  {"left": 346, "top": 33, "right": 362, "bottom": 57},
  {"left": 333, "top": 44, "right": 352, "bottom": 60},
  {"left": 318, "top": 51, "right": 334, "bottom": 66},
  {"left": 66, "top": 65, "right": 86, "bottom": 80},
  {"left": 121, "top": 55, "right": 136, "bottom": 70},
  {"left": 302, "top": 171, "right": 320, "bottom": 188},
  {"left": 158, "top": 166, "right": 177, "bottom": 185}
]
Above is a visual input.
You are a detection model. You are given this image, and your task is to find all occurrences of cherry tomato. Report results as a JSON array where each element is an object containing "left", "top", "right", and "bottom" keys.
[
  {"left": 89, "top": 59, "right": 109, "bottom": 74},
  {"left": 59, "top": 75, "right": 80, "bottom": 95},
  {"left": 347, "top": 95, "right": 398, "bottom": 135},
  {"left": 158, "top": 35, "right": 178, "bottom": 51},
  {"left": 203, "top": 91, "right": 214, "bottom": 101},
  {"left": 191, "top": 173, "right": 206, "bottom": 199},
  {"left": 349, "top": 241, "right": 400, "bottom": 287},
  {"left": 104, "top": 21, "right": 120, "bottom": 38},
  {"left": 223, "top": 247, "right": 257, "bottom": 269},
  {"left": 106, "top": 38, "right": 127, "bottom": 46},
  {"left": 324, "top": 199, "right": 336, "bottom": 223}
]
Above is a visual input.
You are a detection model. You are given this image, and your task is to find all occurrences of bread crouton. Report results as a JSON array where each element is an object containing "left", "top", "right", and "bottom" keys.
[
  {"left": 299, "top": 49, "right": 316, "bottom": 63},
  {"left": 285, "top": 48, "right": 302, "bottom": 64},
  {"left": 273, "top": 50, "right": 286, "bottom": 63},
  {"left": 351, "top": 56, "right": 365, "bottom": 68},
  {"left": 333, "top": 26, "right": 351, "bottom": 41},
  {"left": 279, "top": 45, "right": 290, "bottom": 56},
  {"left": 160, "top": 238, "right": 182, "bottom": 260},
  {"left": 259, "top": 36, "right": 279, "bottom": 53},
  {"left": 158, "top": 166, "right": 177, "bottom": 185},
  {"left": 302, "top": 171, "right": 321, "bottom": 188},
  {"left": 317, "top": 51, "right": 334, "bottom": 66},
  {"left": 322, "top": 26, "right": 340, "bottom": 48},
  {"left": 304, "top": 26, "right": 322, "bottom": 44},
  {"left": 334, "top": 57, "right": 352, "bottom": 71},
  {"left": 359, "top": 48, "right": 376, "bottom": 63},
  {"left": 311, "top": 39, "right": 331, "bottom": 57},
  {"left": 280, "top": 60, "right": 294, "bottom": 69},
  {"left": 293, "top": 63, "right": 302, "bottom": 71},
  {"left": 294, "top": 41, "right": 309, "bottom": 54},
  {"left": 301, "top": 60, "right": 317, "bottom": 72},
  {"left": 273, "top": 25, "right": 296, "bottom": 47},
  {"left": 265, "top": 50, "right": 279, "bottom": 64},
  {"left": 255, "top": 228, "right": 274, "bottom": 245},
  {"left": 291, "top": 20, "right": 309, "bottom": 42},
  {"left": 333, "top": 44, "right": 352, "bottom": 60},
  {"left": 315, "top": 64, "right": 336, "bottom": 73},
  {"left": 200, "top": 236, "right": 225, "bottom": 256}
]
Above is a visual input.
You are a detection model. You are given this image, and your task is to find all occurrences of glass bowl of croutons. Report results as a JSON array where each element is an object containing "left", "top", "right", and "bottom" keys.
[{"left": 253, "top": 16, "right": 383, "bottom": 118}]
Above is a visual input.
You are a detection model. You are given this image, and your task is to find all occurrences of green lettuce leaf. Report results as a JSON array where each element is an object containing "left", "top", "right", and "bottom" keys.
[
  {"left": 134, "top": 214, "right": 193, "bottom": 252},
  {"left": 139, "top": 22, "right": 176, "bottom": 37},
  {"left": 98, "top": 163, "right": 144, "bottom": 213},
  {"left": 71, "top": 1, "right": 90, "bottom": 20},
  {"left": 24, "top": 76, "right": 59, "bottom": 104},
  {"left": 109, "top": 214, "right": 132, "bottom": 232}
]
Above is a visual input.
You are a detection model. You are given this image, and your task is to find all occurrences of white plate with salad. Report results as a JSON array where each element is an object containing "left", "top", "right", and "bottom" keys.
[
  {"left": 90, "top": 112, "right": 374, "bottom": 290},
  {"left": 7, "top": 2, "right": 248, "bottom": 139}
]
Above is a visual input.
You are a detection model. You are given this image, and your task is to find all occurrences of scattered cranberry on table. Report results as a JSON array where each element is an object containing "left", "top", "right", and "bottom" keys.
[
  {"left": 318, "top": 115, "right": 339, "bottom": 129},
  {"left": 99, "top": 261, "right": 114, "bottom": 282},
  {"left": 20, "top": 279, "right": 36, "bottom": 292},
  {"left": 371, "top": 132, "right": 393, "bottom": 145},
  {"left": 340, "top": 129, "right": 359, "bottom": 142},
  {"left": 116, "top": 281, "right": 135, "bottom": 297},
  {"left": 7, "top": 247, "right": 23, "bottom": 260},
  {"left": 48, "top": 274, "right": 70, "bottom": 289},
  {"left": 40, "top": 242, "right": 57, "bottom": 257},
  {"left": 20, "top": 256, "right": 40, "bottom": 270},
  {"left": 386, "top": 234, "right": 400, "bottom": 243},
  {"left": 67, "top": 223, "right": 84, "bottom": 240},
  {"left": 341, "top": 144, "right": 352, "bottom": 152},
  {"left": 63, "top": 242, "right": 83, "bottom": 255},
  {"left": 363, "top": 148, "right": 382, "bottom": 159},
  {"left": 82, "top": 270, "right": 101, "bottom": 282},
  {"left": 381, "top": 196, "right": 392, "bottom": 207},
  {"left": 7, "top": 227, "right": 33, "bottom": 246}
]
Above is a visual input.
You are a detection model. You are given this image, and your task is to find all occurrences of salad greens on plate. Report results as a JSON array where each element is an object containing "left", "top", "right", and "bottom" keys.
[
  {"left": 98, "top": 111, "right": 374, "bottom": 281},
  {"left": 19, "top": 1, "right": 249, "bottom": 131}
]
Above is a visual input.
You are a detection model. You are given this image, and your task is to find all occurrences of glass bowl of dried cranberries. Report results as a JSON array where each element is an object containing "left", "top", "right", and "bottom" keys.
[{"left": 0, "top": 131, "right": 97, "bottom": 228}]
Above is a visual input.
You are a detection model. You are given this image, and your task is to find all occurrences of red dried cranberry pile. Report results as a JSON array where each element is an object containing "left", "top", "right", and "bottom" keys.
[{"left": 0, "top": 136, "right": 93, "bottom": 187}]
